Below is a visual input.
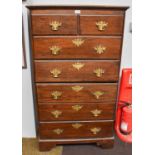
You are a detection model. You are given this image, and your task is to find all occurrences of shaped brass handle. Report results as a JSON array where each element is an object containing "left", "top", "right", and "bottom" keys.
[
  {"left": 90, "top": 127, "right": 101, "bottom": 135},
  {"left": 51, "top": 110, "right": 62, "bottom": 118},
  {"left": 50, "top": 68, "right": 61, "bottom": 78},
  {"left": 52, "top": 128, "right": 63, "bottom": 135},
  {"left": 51, "top": 91, "right": 62, "bottom": 100},
  {"left": 49, "top": 21, "right": 62, "bottom": 31},
  {"left": 96, "top": 21, "right": 108, "bottom": 31},
  {"left": 92, "top": 91, "right": 105, "bottom": 99},
  {"left": 49, "top": 46, "right": 61, "bottom": 55},
  {"left": 94, "top": 45, "right": 106, "bottom": 54}
]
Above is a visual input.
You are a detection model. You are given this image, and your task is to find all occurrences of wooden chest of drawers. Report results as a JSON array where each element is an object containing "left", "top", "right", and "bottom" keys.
[{"left": 27, "top": 5, "right": 128, "bottom": 151}]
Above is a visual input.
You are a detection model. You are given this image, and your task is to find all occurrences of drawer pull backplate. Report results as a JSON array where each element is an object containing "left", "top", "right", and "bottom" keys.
[
  {"left": 49, "top": 21, "right": 62, "bottom": 31},
  {"left": 96, "top": 21, "right": 108, "bottom": 31}
]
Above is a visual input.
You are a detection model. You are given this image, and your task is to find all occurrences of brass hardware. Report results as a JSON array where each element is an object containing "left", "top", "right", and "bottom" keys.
[
  {"left": 72, "top": 105, "right": 83, "bottom": 111},
  {"left": 72, "top": 123, "right": 83, "bottom": 129},
  {"left": 51, "top": 110, "right": 62, "bottom": 118},
  {"left": 72, "top": 38, "right": 85, "bottom": 47},
  {"left": 96, "top": 21, "right": 108, "bottom": 31},
  {"left": 72, "top": 86, "right": 84, "bottom": 92},
  {"left": 51, "top": 91, "right": 62, "bottom": 100},
  {"left": 50, "top": 68, "right": 61, "bottom": 78},
  {"left": 94, "top": 68, "right": 105, "bottom": 77},
  {"left": 49, "top": 46, "right": 61, "bottom": 55},
  {"left": 91, "top": 109, "right": 102, "bottom": 117},
  {"left": 53, "top": 128, "right": 63, "bottom": 135},
  {"left": 94, "top": 45, "right": 106, "bottom": 54},
  {"left": 92, "top": 91, "right": 105, "bottom": 99},
  {"left": 90, "top": 127, "right": 101, "bottom": 135},
  {"left": 72, "top": 62, "right": 85, "bottom": 70},
  {"left": 49, "top": 21, "right": 62, "bottom": 31}
]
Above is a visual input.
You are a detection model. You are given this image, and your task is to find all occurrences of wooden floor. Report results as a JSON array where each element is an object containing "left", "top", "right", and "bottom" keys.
[
  {"left": 22, "top": 138, "right": 63, "bottom": 155},
  {"left": 22, "top": 137, "right": 132, "bottom": 155}
]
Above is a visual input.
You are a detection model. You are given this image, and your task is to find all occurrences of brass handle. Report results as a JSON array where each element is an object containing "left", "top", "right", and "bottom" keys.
[
  {"left": 51, "top": 91, "right": 62, "bottom": 100},
  {"left": 91, "top": 109, "right": 102, "bottom": 117},
  {"left": 50, "top": 68, "right": 61, "bottom": 78},
  {"left": 90, "top": 127, "right": 101, "bottom": 135},
  {"left": 94, "top": 45, "right": 106, "bottom": 54},
  {"left": 72, "top": 105, "right": 83, "bottom": 111},
  {"left": 72, "top": 85, "right": 84, "bottom": 92},
  {"left": 72, "top": 123, "right": 83, "bottom": 129},
  {"left": 92, "top": 91, "right": 105, "bottom": 99},
  {"left": 72, "top": 38, "right": 85, "bottom": 47},
  {"left": 53, "top": 128, "right": 63, "bottom": 135},
  {"left": 49, "top": 46, "right": 61, "bottom": 55},
  {"left": 94, "top": 68, "right": 105, "bottom": 77},
  {"left": 72, "top": 62, "right": 85, "bottom": 70},
  {"left": 51, "top": 110, "right": 62, "bottom": 118},
  {"left": 96, "top": 21, "right": 108, "bottom": 31},
  {"left": 49, "top": 21, "right": 62, "bottom": 31}
]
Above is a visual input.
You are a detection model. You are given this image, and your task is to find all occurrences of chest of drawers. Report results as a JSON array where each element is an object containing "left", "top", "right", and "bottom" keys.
[{"left": 27, "top": 5, "right": 128, "bottom": 151}]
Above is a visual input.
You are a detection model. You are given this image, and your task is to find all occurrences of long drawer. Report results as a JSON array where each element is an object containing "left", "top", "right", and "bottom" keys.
[
  {"left": 33, "top": 36, "right": 122, "bottom": 59},
  {"left": 39, "top": 121, "right": 113, "bottom": 139},
  {"left": 34, "top": 60, "right": 120, "bottom": 82},
  {"left": 36, "top": 83, "right": 118, "bottom": 103},
  {"left": 38, "top": 103, "right": 115, "bottom": 121}
]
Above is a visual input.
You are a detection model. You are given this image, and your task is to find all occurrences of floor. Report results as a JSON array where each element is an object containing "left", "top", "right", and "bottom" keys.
[{"left": 22, "top": 137, "right": 132, "bottom": 155}]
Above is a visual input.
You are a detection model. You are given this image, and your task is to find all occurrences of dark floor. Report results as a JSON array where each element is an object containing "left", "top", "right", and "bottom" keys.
[{"left": 63, "top": 136, "right": 132, "bottom": 155}]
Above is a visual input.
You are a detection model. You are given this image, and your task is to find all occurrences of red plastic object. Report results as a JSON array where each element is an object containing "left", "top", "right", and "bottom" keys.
[{"left": 115, "top": 69, "right": 132, "bottom": 143}]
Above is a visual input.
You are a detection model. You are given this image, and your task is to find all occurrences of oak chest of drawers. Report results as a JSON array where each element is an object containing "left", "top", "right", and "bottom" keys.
[{"left": 27, "top": 5, "right": 128, "bottom": 151}]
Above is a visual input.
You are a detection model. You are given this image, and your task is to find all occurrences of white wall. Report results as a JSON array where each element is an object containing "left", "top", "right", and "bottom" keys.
[{"left": 22, "top": 0, "right": 132, "bottom": 137}]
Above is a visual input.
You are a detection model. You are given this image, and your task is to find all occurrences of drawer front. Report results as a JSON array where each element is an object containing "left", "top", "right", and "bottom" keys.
[
  {"left": 36, "top": 83, "right": 117, "bottom": 103},
  {"left": 33, "top": 37, "right": 122, "bottom": 59},
  {"left": 38, "top": 103, "right": 115, "bottom": 121},
  {"left": 34, "top": 60, "right": 119, "bottom": 82},
  {"left": 80, "top": 16, "right": 124, "bottom": 35},
  {"left": 32, "top": 15, "right": 77, "bottom": 35},
  {"left": 39, "top": 121, "right": 113, "bottom": 139}
]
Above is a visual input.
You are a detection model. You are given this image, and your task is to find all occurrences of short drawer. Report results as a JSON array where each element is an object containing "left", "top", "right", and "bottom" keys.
[
  {"left": 34, "top": 60, "right": 119, "bottom": 82},
  {"left": 38, "top": 103, "right": 115, "bottom": 121},
  {"left": 36, "top": 83, "right": 117, "bottom": 103},
  {"left": 39, "top": 121, "right": 113, "bottom": 139},
  {"left": 31, "top": 15, "right": 77, "bottom": 35},
  {"left": 80, "top": 15, "right": 124, "bottom": 35},
  {"left": 33, "top": 36, "right": 122, "bottom": 59}
]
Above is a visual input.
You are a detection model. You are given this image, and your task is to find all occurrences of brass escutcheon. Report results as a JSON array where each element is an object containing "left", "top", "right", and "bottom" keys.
[
  {"left": 72, "top": 105, "right": 83, "bottom": 112},
  {"left": 51, "top": 91, "right": 62, "bottom": 100},
  {"left": 52, "top": 128, "right": 63, "bottom": 135},
  {"left": 51, "top": 110, "right": 62, "bottom": 118},
  {"left": 72, "top": 123, "right": 83, "bottom": 129},
  {"left": 72, "top": 62, "right": 85, "bottom": 70},
  {"left": 94, "top": 68, "right": 105, "bottom": 77},
  {"left": 72, "top": 38, "right": 85, "bottom": 47},
  {"left": 96, "top": 21, "right": 108, "bottom": 31},
  {"left": 92, "top": 91, "right": 105, "bottom": 99},
  {"left": 49, "top": 46, "right": 61, "bottom": 55},
  {"left": 71, "top": 85, "right": 84, "bottom": 92},
  {"left": 49, "top": 21, "right": 62, "bottom": 31},
  {"left": 50, "top": 68, "right": 61, "bottom": 78},
  {"left": 91, "top": 109, "right": 102, "bottom": 117},
  {"left": 90, "top": 127, "right": 101, "bottom": 135},
  {"left": 94, "top": 45, "right": 106, "bottom": 54}
]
